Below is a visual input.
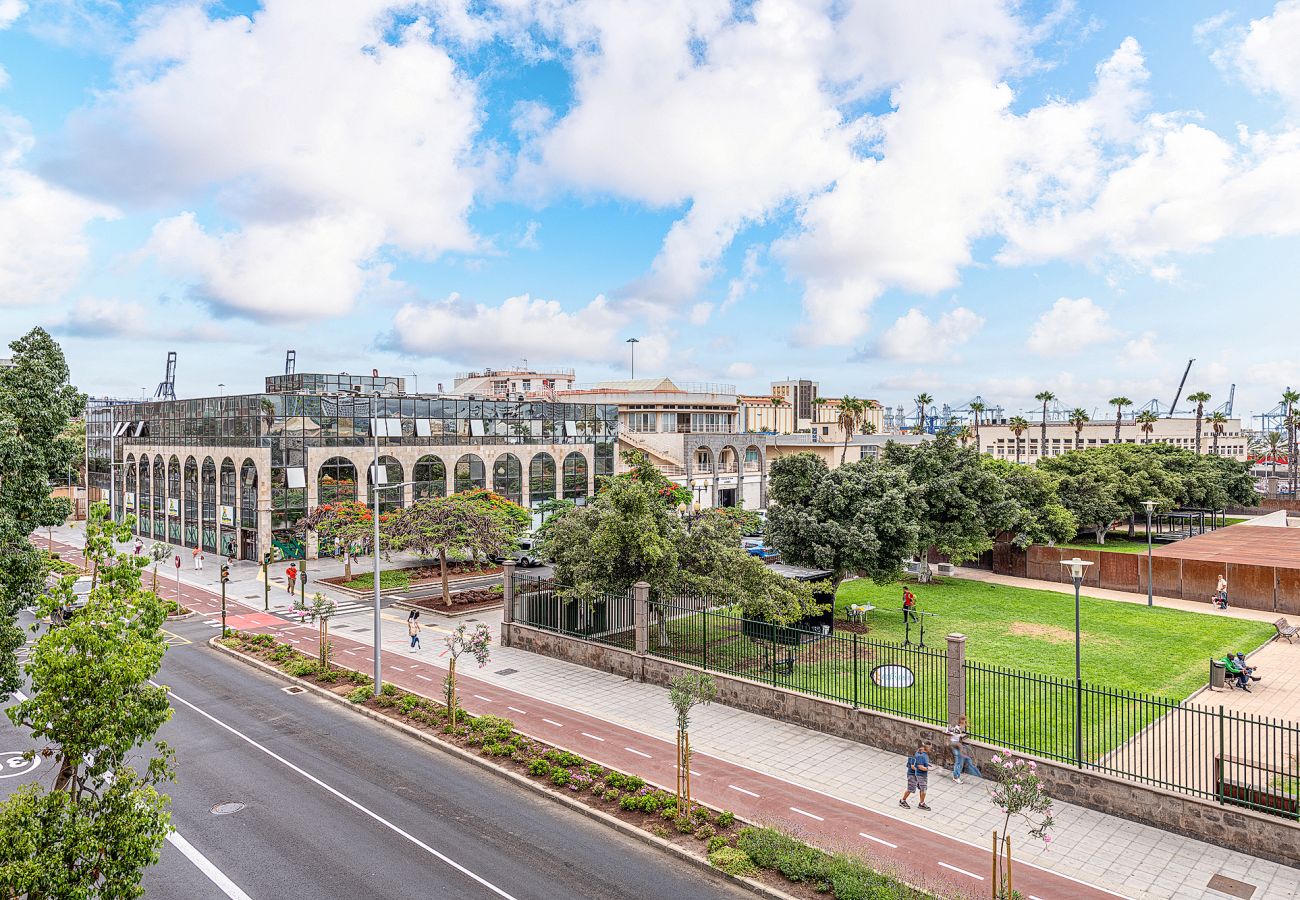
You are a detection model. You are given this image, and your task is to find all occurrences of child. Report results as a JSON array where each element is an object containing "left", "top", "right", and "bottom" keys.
[{"left": 900, "top": 740, "right": 933, "bottom": 811}]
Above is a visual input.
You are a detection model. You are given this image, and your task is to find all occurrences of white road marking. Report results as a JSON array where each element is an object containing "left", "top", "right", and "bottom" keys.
[
  {"left": 391, "top": 666, "right": 406, "bottom": 672},
  {"left": 472, "top": 694, "right": 493, "bottom": 703},
  {"left": 415, "top": 675, "right": 434, "bottom": 682},
  {"left": 160, "top": 685, "right": 520, "bottom": 900},
  {"left": 580, "top": 732, "right": 605, "bottom": 742},
  {"left": 1029, "top": 895, "right": 1048, "bottom": 900},
  {"left": 506, "top": 706, "right": 528, "bottom": 715},
  {"left": 624, "top": 747, "right": 651, "bottom": 758},
  {"left": 542, "top": 719, "right": 564, "bottom": 728},
  {"left": 166, "top": 831, "right": 254, "bottom": 900},
  {"left": 790, "top": 807, "right": 824, "bottom": 822},
  {"left": 728, "top": 784, "right": 759, "bottom": 798},
  {"left": 12, "top": 690, "right": 27, "bottom": 702},
  {"left": 343, "top": 649, "right": 358, "bottom": 655},
  {"left": 938, "top": 862, "right": 984, "bottom": 881},
  {"left": 858, "top": 832, "right": 897, "bottom": 849}
]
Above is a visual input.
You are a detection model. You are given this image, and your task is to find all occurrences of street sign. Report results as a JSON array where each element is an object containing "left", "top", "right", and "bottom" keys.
[
  {"left": 174, "top": 555, "right": 181, "bottom": 569},
  {"left": 869, "top": 664, "right": 916, "bottom": 689}
]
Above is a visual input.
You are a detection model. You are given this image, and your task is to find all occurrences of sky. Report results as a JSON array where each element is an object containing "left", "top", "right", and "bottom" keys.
[{"left": 2, "top": 0, "right": 1299, "bottom": 426}]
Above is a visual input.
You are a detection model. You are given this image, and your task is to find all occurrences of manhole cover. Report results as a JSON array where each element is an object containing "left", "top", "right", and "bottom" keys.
[
  {"left": 211, "top": 802, "right": 245, "bottom": 816},
  {"left": 281, "top": 686, "right": 306, "bottom": 694},
  {"left": 1207, "top": 874, "right": 1256, "bottom": 898},
  {"left": 495, "top": 668, "right": 517, "bottom": 676}
]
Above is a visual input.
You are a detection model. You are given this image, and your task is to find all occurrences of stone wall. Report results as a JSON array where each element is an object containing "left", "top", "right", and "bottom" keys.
[{"left": 502, "top": 622, "right": 1300, "bottom": 869}]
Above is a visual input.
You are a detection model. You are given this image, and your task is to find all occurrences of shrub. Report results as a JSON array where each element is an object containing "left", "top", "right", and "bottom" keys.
[
  {"left": 707, "top": 835, "right": 728, "bottom": 854},
  {"left": 584, "top": 764, "right": 605, "bottom": 778},
  {"left": 604, "top": 771, "right": 627, "bottom": 789},
  {"left": 374, "top": 694, "right": 396, "bottom": 709},
  {"left": 708, "top": 847, "right": 758, "bottom": 878},
  {"left": 285, "top": 659, "right": 317, "bottom": 678},
  {"left": 397, "top": 695, "right": 421, "bottom": 715},
  {"left": 346, "top": 686, "right": 370, "bottom": 704},
  {"left": 601, "top": 788, "right": 621, "bottom": 803},
  {"left": 819, "top": 855, "right": 889, "bottom": 900},
  {"left": 736, "top": 827, "right": 828, "bottom": 882},
  {"left": 659, "top": 805, "right": 678, "bottom": 820},
  {"left": 716, "top": 810, "right": 735, "bottom": 828},
  {"left": 317, "top": 668, "right": 339, "bottom": 684},
  {"left": 544, "top": 749, "right": 583, "bottom": 768},
  {"left": 253, "top": 633, "right": 276, "bottom": 647},
  {"left": 650, "top": 825, "right": 670, "bottom": 838},
  {"left": 692, "top": 805, "right": 710, "bottom": 822},
  {"left": 674, "top": 816, "right": 695, "bottom": 834},
  {"left": 694, "top": 823, "right": 716, "bottom": 841},
  {"left": 621, "top": 775, "right": 645, "bottom": 792},
  {"left": 589, "top": 781, "right": 604, "bottom": 797},
  {"left": 463, "top": 732, "right": 484, "bottom": 747},
  {"left": 347, "top": 670, "right": 370, "bottom": 685},
  {"left": 549, "top": 768, "right": 572, "bottom": 787},
  {"left": 527, "top": 759, "right": 552, "bottom": 777},
  {"left": 567, "top": 773, "right": 593, "bottom": 792},
  {"left": 380, "top": 682, "right": 400, "bottom": 697},
  {"left": 470, "top": 715, "right": 515, "bottom": 743}
]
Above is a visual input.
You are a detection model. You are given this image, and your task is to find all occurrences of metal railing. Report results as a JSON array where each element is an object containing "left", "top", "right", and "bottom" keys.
[{"left": 511, "top": 574, "right": 635, "bottom": 650}]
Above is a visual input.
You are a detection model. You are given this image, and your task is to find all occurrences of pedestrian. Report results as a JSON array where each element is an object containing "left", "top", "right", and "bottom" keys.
[
  {"left": 286, "top": 563, "right": 298, "bottom": 594},
  {"left": 948, "top": 714, "right": 982, "bottom": 783},
  {"left": 133, "top": 538, "right": 143, "bottom": 556},
  {"left": 408, "top": 610, "right": 422, "bottom": 651},
  {"left": 192, "top": 547, "right": 204, "bottom": 571},
  {"left": 1214, "top": 573, "right": 1229, "bottom": 609},
  {"left": 902, "top": 586, "right": 918, "bottom": 624},
  {"left": 900, "top": 740, "right": 932, "bottom": 810}
]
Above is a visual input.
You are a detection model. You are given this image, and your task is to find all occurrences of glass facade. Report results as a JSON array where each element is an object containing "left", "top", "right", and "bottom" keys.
[{"left": 89, "top": 377, "right": 617, "bottom": 561}]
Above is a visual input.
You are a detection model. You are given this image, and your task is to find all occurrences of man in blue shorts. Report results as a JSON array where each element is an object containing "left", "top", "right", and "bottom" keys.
[{"left": 900, "top": 739, "right": 933, "bottom": 811}]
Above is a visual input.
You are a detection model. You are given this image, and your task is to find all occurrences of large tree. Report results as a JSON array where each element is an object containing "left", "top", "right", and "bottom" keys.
[
  {"left": 765, "top": 452, "right": 917, "bottom": 590},
  {"left": 1109, "top": 397, "right": 1132, "bottom": 441},
  {"left": 307, "top": 500, "right": 375, "bottom": 579},
  {"left": 884, "top": 434, "right": 1010, "bottom": 582},
  {"left": 0, "top": 502, "right": 173, "bottom": 897},
  {"left": 385, "top": 494, "right": 517, "bottom": 602},
  {"left": 1035, "top": 390, "right": 1056, "bottom": 456},
  {"left": 982, "top": 458, "right": 1077, "bottom": 549},
  {"left": 1186, "top": 391, "right": 1211, "bottom": 454},
  {"left": 0, "top": 328, "right": 85, "bottom": 700}
]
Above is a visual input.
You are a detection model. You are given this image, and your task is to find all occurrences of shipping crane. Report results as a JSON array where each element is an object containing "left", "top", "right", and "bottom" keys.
[
  {"left": 1167, "top": 359, "right": 1194, "bottom": 417},
  {"left": 153, "top": 351, "right": 177, "bottom": 401}
]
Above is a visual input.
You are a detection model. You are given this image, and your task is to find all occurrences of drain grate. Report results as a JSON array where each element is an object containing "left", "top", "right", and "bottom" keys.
[
  {"left": 211, "top": 802, "right": 245, "bottom": 816},
  {"left": 1207, "top": 874, "right": 1256, "bottom": 898},
  {"left": 281, "top": 686, "right": 306, "bottom": 695},
  {"left": 495, "top": 668, "right": 518, "bottom": 676}
]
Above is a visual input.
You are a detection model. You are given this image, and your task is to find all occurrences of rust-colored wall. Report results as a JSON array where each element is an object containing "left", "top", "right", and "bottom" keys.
[
  {"left": 1025, "top": 545, "right": 1059, "bottom": 582},
  {"left": 1099, "top": 552, "right": 1139, "bottom": 592},
  {"left": 1276, "top": 569, "right": 1300, "bottom": 616},
  {"left": 1142, "top": 555, "right": 1183, "bottom": 600},
  {"left": 1227, "top": 563, "right": 1276, "bottom": 612},
  {"left": 1183, "top": 559, "right": 1232, "bottom": 607}
]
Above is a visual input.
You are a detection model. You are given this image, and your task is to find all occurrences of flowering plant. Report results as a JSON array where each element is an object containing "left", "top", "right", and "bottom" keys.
[
  {"left": 442, "top": 623, "right": 492, "bottom": 726},
  {"left": 987, "top": 753, "right": 1055, "bottom": 842}
]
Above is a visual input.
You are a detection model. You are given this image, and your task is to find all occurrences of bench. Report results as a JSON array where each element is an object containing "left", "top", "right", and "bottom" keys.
[
  {"left": 1275, "top": 618, "right": 1298, "bottom": 644},
  {"left": 936, "top": 563, "right": 954, "bottom": 576}
]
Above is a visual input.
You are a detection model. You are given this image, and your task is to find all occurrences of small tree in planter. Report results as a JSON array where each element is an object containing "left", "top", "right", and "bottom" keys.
[
  {"left": 148, "top": 541, "right": 173, "bottom": 594},
  {"left": 669, "top": 673, "right": 716, "bottom": 817},
  {"left": 442, "top": 623, "right": 491, "bottom": 727},
  {"left": 386, "top": 496, "right": 515, "bottom": 605},
  {"left": 986, "top": 752, "right": 1055, "bottom": 899},
  {"left": 291, "top": 591, "right": 338, "bottom": 668}
]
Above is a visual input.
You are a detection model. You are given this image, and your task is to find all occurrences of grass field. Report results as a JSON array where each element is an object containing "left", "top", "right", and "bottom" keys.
[{"left": 1054, "top": 535, "right": 1151, "bottom": 554}]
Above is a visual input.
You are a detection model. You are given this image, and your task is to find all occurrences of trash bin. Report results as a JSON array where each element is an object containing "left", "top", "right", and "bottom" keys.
[{"left": 1210, "top": 659, "right": 1226, "bottom": 690}]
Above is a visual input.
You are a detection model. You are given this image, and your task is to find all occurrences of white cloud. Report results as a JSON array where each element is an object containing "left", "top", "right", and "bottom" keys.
[
  {"left": 688, "top": 302, "right": 713, "bottom": 326},
  {"left": 50, "top": 295, "right": 232, "bottom": 342},
  {"left": 725, "top": 361, "right": 756, "bottom": 380},
  {"left": 388, "top": 292, "right": 628, "bottom": 365},
  {"left": 54, "top": 1, "right": 485, "bottom": 320},
  {"left": 0, "top": 114, "right": 115, "bottom": 307},
  {"left": 876, "top": 307, "right": 984, "bottom": 360},
  {"left": 1212, "top": 0, "right": 1300, "bottom": 115},
  {"left": 0, "top": 0, "right": 25, "bottom": 29},
  {"left": 1123, "top": 332, "right": 1160, "bottom": 366},
  {"left": 1026, "top": 298, "right": 1116, "bottom": 357}
]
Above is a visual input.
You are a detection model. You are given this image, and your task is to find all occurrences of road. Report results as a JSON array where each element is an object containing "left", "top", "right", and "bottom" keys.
[{"left": 1, "top": 611, "right": 750, "bottom": 900}]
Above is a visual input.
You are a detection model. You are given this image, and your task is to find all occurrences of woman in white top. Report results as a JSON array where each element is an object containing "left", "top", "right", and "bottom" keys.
[{"left": 948, "top": 714, "right": 982, "bottom": 783}]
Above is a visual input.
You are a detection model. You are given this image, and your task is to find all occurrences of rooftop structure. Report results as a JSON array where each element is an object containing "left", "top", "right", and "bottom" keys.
[{"left": 452, "top": 366, "right": 576, "bottom": 398}]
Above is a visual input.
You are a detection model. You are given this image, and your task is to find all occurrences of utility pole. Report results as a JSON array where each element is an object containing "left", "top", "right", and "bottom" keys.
[
  {"left": 263, "top": 552, "right": 271, "bottom": 611},
  {"left": 220, "top": 563, "right": 230, "bottom": 635},
  {"left": 372, "top": 394, "right": 382, "bottom": 697}
]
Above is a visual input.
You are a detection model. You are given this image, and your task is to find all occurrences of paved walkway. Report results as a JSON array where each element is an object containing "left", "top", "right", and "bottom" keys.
[{"left": 41, "top": 527, "right": 1300, "bottom": 899}]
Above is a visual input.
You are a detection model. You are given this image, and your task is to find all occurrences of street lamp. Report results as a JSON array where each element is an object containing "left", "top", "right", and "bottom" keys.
[
  {"left": 626, "top": 337, "right": 639, "bottom": 381},
  {"left": 1060, "top": 556, "right": 1093, "bottom": 768},
  {"left": 1141, "top": 500, "right": 1156, "bottom": 608},
  {"left": 218, "top": 383, "right": 225, "bottom": 397}
]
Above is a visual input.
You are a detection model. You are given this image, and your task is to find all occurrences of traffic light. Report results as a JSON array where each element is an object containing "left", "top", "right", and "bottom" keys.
[
  {"left": 220, "top": 564, "right": 230, "bottom": 584},
  {"left": 262, "top": 552, "right": 271, "bottom": 567}
]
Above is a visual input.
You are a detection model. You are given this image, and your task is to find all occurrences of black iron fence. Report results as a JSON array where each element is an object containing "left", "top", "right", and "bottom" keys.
[{"left": 511, "top": 573, "right": 636, "bottom": 650}]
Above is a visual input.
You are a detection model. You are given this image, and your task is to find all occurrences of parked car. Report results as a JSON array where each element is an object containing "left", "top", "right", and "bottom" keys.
[
  {"left": 742, "top": 539, "right": 780, "bottom": 561},
  {"left": 496, "top": 536, "right": 545, "bottom": 568}
]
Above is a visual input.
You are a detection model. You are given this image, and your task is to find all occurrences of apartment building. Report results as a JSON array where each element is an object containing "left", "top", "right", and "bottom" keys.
[{"left": 977, "top": 416, "right": 1249, "bottom": 462}]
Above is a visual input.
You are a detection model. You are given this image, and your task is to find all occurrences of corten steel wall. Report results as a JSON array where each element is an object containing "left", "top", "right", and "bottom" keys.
[
  {"left": 1227, "top": 499, "right": 1296, "bottom": 516},
  {"left": 1277, "top": 568, "right": 1300, "bottom": 616},
  {"left": 502, "top": 622, "right": 1300, "bottom": 869},
  {"left": 1228, "top": 563, "right": 1276, "bottom": 610},
  {"left": 1098, "top": 552, "right": 1138, "bottom": 592}
]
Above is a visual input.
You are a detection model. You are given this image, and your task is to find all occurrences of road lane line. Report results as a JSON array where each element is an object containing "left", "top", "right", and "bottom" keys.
[
  {"left": 858, "top": 832, "right": 897, "bottom": 849},
  {"left": 472, "top": 694, "right": 493, "bottom": 702},
  {"left": 624, "top": 747, "right": 651, "bottom": 758},
  {"left": 580, "top": 732, "right": 605, "bottom": 742},
  {"left": 415, "top": 674, "right": 434, "bottom": 682},
  {"left": 167, "top": 831, "right": 254, "bottom": 900},
  {"left": 938, "top": 862, "right": 984, "bottom": 881},
  {"left": 506, "top": 706, "right": 528, "bottom": 715},
  {"left": 790, "top": 807, "right": 824, "bottom": 822},
  {"left": 542, "top": 719, "right": 564, "bottom": 727},
  {"left": 12, "top": 690, "right": 27, "bottom": 702},
  {"left": 728, "top": 785, "right": 759, "bottom": 798},
  {"left": 160, "top": 685, "right": 520, "bottom": 900}
]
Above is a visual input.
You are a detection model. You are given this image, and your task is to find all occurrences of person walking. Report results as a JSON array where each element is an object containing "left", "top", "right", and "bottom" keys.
[
  {"left": 902, "top": 586, "right": 917, "bottom": 624},
  {"left": 1215, "top": 574, "right": 1229, "bottom": 609},
  {"left": 948, "top": 714, "right": 982, "bottom": 783},
  {"left": 408, "top": 611, "right": 422, "bottom": 651},
  {"left": 133, "top": 538, "right": 144, "bottom": 556},
  {"left": 286, "top": 563, "right": 298, "bottom": 594},
  {"left": 192, "top": 547, "right": 204, "bottom": 571},
  {"left": 900, "top": 740, "right": 933, "bottom": 810}
]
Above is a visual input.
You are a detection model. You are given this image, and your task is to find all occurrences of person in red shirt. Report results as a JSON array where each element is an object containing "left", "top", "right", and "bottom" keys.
[
  {"left": 286, "top": 564, "right": 298, "bottom": 594},
  {"left": 903, "top": 586, "right": 917, "bottom": 624}
]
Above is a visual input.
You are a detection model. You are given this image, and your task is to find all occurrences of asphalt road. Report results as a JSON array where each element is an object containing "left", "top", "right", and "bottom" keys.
[{"left": 1, "top": 612, "right": 749, "bottom": 900}]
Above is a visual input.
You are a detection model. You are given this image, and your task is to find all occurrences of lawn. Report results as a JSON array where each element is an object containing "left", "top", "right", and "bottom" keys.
[{"left": 1054, "top": 535, "right": 1151, "bottom": 554}]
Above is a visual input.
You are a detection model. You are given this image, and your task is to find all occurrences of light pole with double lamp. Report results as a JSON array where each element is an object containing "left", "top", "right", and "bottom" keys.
[
  {"left": 1142, "top": 499, "right": 1156, "bottom": 607},
  {"left": 1061, "top": 556, "right": 1093, "bottom": 767}
]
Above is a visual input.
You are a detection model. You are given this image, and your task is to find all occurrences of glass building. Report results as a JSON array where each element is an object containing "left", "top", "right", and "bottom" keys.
[{"left": 87, "top": 373, "right": 617, "bottom": 561}]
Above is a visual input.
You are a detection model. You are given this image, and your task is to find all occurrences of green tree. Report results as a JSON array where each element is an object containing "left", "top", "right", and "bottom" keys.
[
  {"left": 968, "top": 400, "right": 986, "bottom": 451},
  {"left": 836, "top": 396, "right": 861, "bottom": 465},
  {"left": 385, "top": 495, "right": 515, "bottom": 603},
  {"left": 1008, "top": 416, "right": 1029, "bottom": 463},
  {"left": 983, "top": 458, "right": 1076, "bottom": 548},
  {"left": 309, "top": 500, "right": 375, "bottom": 579},
  {"left": 1136, "top": 409, "right": 1158, "bottom": 442},
  {"left": 884, "top": 434, "right": 1010, "bottom": 582},
  {"left": 148, "top": 541, "right": 172, "bottom": 595},
  {"left": 1186, "top": 391, "right": 1211, "bottom": 454},
  {"left": 1036, "top": 455, "right": 1130, "bottom": 544},
  {"left": 1068, "top": 408, "right": 1089, "bottom": 451},
  {"left": 1266, "top": 430, "right": 1283, "bottom": 496},
  {"left": 913, "top": 393, "right": 933, "bottom": 435},
  {"left": 1035, "top": 390, "right": 1056, "bottom": 455},
  {"left": 765, "top": 452, "right": 918, "bottom": 591},
  {"left": 1207, "top": 411, "right": 1228, "bottom": 455},
  {"left": 669, "top": 673, "right": 716, "bottom": 817},
  {"left": 0, "top": 502, "right": 174, "bottom": 898},
  {"left": 0, "top": 328, "right": 85, "bottom": 700},
  {"left": 1109, "top": 396, "right": 1132, "bottom": 441},
  {"left": 1285, "top": 389, "right": 1300, "bottom": 495}
]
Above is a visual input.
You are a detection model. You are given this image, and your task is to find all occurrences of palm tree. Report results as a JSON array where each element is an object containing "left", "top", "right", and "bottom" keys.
[
  {"left": 1068, "top": 408, "right": 1089, "bottom": 451},
  {"left": 856, "top": 400, "right": 878, "bottom": 439},
  {"left": 812, "top": 396, "right": 828, "bottom": 421},
  {"left": 1207, "top": 411, "right": 1228, "bottom": 455},
  {"left": 1008, "top": 416, "right": 1029, "bottom": 463},
  {"left": 968, "top": 400, "right": 985, "bottom": 453},
  {"left": 957, "top": 425, "right": 974, "bottom": 447},
  {"left": 1186, "top": 391, "right": 1211, "bottom": 454},
  {"left": 1137, "top": 410, "right": 1158, "bottom": 443},
  {"left": 769, "top": 395, "right": 786, "bottom": 433},
  {"left": 914, "top": 393, "right": 933, "bottom": 434},
  {"left": 1266, "top": 430, "right": 1283, "bottom": 497},
  {"left": 1283, "top": 389, "right": 1300, "bottom": 495},
  {"left": 1035, "top": 391, "right": 1056, "bottom": 459},
  {"left": 1109, "top": 397, "right": 1132, "bottom": 442},
  {"left": 837, "top": 396, "right": 861, "bottom": 465}
]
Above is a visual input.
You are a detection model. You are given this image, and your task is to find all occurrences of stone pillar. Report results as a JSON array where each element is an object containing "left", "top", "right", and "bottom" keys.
[
  {"left": 501, "top": 560, "right": 515, "bottom": 647},
  {"left": 633, "top": 581, "right": 650, "bottom": 657},
  {"left": 946, "top": 633, "right": 967, "bottom": 727}
]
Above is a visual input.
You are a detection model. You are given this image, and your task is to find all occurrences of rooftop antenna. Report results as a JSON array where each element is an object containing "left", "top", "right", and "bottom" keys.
[
  {"left": 1167, "top": 359, "right": 1194, "bottom": 417},
  {"left": 153, "top": 351, "right": 177, "bottom": 401},
  {"left": 285, "top": 350, "right": 296, "bottom": 376}
]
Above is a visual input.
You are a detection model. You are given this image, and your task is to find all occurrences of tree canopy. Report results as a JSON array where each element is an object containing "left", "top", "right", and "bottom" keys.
[
  {"left": 385, "top": 494, "right": 517, "bottom": 601},
  {"left": 981, "top": 458, "right": 1077, "bottom": 549}
]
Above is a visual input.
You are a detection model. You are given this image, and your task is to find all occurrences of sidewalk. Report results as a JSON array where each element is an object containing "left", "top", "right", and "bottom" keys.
[{"left": 43, "top": 527, "right": 1300, "bottom": 899}]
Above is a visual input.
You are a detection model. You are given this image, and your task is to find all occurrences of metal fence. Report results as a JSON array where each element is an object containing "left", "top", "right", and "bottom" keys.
[{"left": 511, "top": 573, "right": 636, "bottom": 650}]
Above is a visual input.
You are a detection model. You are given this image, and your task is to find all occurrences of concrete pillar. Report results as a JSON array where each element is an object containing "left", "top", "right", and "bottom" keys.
[
  {"left": 501, "top": 560, "right": 515, "bottom": 647},
  {"left": 633, "top": 581, "right": 650, "bottom": 656},
  {"left": 946, "top": 633, "right": 967, "bottom": 726}
]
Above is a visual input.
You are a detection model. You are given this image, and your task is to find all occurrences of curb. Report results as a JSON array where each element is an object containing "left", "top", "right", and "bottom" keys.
[
  {"left": 392, "top": 600, "right": 504, "bottom": 619},
  {"left": 209, "top": 638, "right": 799, "bottom": 900}
]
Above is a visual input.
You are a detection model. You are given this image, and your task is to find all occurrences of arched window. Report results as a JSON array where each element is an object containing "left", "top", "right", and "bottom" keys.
[
  {"left": 151, "top": 457, "right": 165, "bottom": 539},
  {"left": 183, "top": 457, "right": 199, "bottom": 547},
  {"left": 125, "top": 454, "right": 138, "bottom": 530},
  {"left": 240, "top": 460, "right": 259, "bottom": 559},
  {"left": 562, "top": 452, "right": 588, "bottom": 500},
  {"left": 318, "top": 457, "right": 358, "bottom": 506},
  {"left": 168, "top": 456, "right": 182, "bottom": 542},
  {"left": 201, "top": 457, "right": 217, "bottom": 552},
  {"left": 718, "top": 447, "right": 740, "bottom": 473},
  {"left": 413, "top": 455, "right": 446, "bottom": 501},
  {"left": 492, "top": 454, "right": 522, "bottom": 504},
  {"left": 694, "top": 447, "right": 713, "bottom": 472},
  {"left": 744, "top": 445, "right": 762, "bottom": 471},
  {"left": 220, "top": 458, "right": 237, "bottom": 558},
  {"left": 454, "top": 454, "right": 485, "bottom": 493},
  {"left": 367, "top": 455, "right": 404, "bottom": 514},
  {"left": 529, "top": 453, "right": 556, "bottom": 506}
]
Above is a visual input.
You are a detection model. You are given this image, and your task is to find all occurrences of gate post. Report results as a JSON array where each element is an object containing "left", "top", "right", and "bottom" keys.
[
  {"left": 633, "top": 581, "right": 650, "bottom": 656},
  {"left": 500, "top": 561, "right": 515, "bottom": 648},
  {"left": 946, "top": 633, "right": 967, "bottom": 726}
]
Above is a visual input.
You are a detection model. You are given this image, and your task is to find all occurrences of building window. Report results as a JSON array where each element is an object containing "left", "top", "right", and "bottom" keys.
[
  {"left": 413, "top": 455, "right": 447, "bottom": 500},
  {"left": 454, "top": 454, "right": 486, "bottom": 493},
  {"left": 529, "top": 453, "right": 556, "bottom": 506},
  {"left": 562, "top": 452, "right": 588, "bottom": 500},
  {"left": 318, "top": 457, "right": 358, "bottom": 505},
  {"left": 492, "top": 453, "right": 523, "bottom": 505}
]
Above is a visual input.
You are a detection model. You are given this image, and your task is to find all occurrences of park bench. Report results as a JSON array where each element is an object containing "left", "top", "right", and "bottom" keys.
[{"left": 1274, "top": 618, "right": 1298, "bottom": 644}]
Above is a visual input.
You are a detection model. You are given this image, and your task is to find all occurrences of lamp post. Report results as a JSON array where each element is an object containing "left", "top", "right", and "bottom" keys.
[
  {"left": 626, "top": 337, "right": 639, "bottom": 380},
  {"left": 1142, "top": 500, "right": 1156, "bottom": 608},
  {"left": 371, "top": 395, "right": 382, "bottom": 697},
  {"left": 1061, "top": 557, "right": 1093, "bottom": 768}
]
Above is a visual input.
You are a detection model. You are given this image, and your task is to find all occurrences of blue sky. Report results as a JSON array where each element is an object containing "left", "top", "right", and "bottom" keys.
[{"left": 2, "top": 0, "right": 1299, "bottom": 426}]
